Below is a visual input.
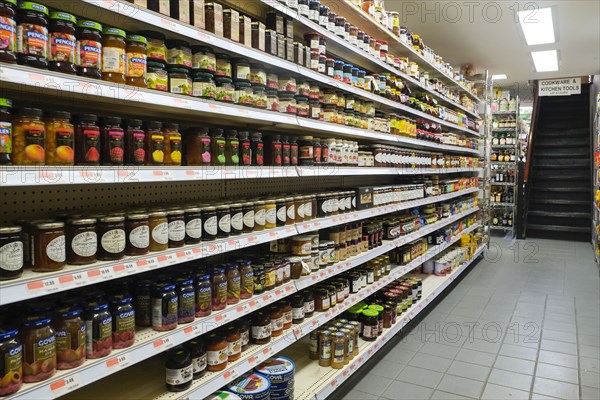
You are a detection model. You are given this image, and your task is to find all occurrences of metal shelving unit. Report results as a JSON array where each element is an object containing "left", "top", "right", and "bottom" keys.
[{"left": 593, "top": 92, "right": 600, "bottom": 265}]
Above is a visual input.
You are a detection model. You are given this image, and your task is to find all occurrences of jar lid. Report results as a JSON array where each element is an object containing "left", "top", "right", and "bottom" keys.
[
  {"left": 111, "top": 295, "right": 132, "bottom": 304},
  {"left": 368, "top": 304, "right": 384, "bottom": 312},
  {"left": 300, "top": 135, "right": 314, "bottom": 140},
  {"left": 137, "top": 30, "right": 165, "bottom": 41},
  {"left": 203, "top": 206, "right": 216, "bottom": 211},
  {"left": 98, "top": 215, "right": 125, "bottom": 223},
  {"left": 147, "top": 60, "right": 166, "bottom": 69},
  {"left": 49, "top": 10, "right": 76, "bottom": 23},
  {"left": 127, "top": 213, "right": 148, "bottom": 220},
  {"left": 215, "top": 76, "right": 233, "bottom": 84},
  {"left": 103, "top": 27, "right": 126, "bottom": 38},
  {"left": 77, "top": 19, "right": 102, "bottom": 31},
  {"left": 102, "top": 116, "right": 122, "bottom": 125},
  {"left": 163, "top": 122, "right": 179, "bottom": 130},
  {"left": 34, "top": 221, "right": 64, "bottom": 229},
  {"left": 362, "top": 309, "right": 378, "bottom": 317},
  {"left": 184, "top": 206, "right": 202, "bottom": 213},
  {"left": 232, "top": 57, "right": 249, "bottom": 64},
  {"left": 191, "top": 45, "right": 213, "bottom": 53},
  {"left": 235, "top": 81, "right": 251, "bottom": 88},
  {"left": 167, "top": 209, "right": 184, "bottom": 215},
  {"left": 215, "top": 53, "right": 230, "bottom": 59},
  {"left": 78, "top": 113, "right": 98, "bottom": 123},
  {"left": 18, "top": 1, "right": 48, "bottom": 14},
  {"left": 67, "top": 217, "right": 97, "bottom": 225},
  {"left": 146, "top": 120, "right": 162, "bottom": 129},
  {"left": 23, "top": 317, "right": 51, "bottom": 328},
  {"left": 193, "top": 71, "right": 214, "bottom": 79},
  {"left": 158, "top": 284, "right": 176, "bottom": 292},
  {"left": 148, "top": 210, "right": 167, "bottom": 217},
  {"left": 19, "top": 107, "right": 42, "bottom": 117},
  {"left": 126, "top": 118, "right": 143, "bottom": 127},
  {"left": 176, "top": 277, "right": 194, "bottom": 286},
  {"left": 0, "top": 327, "right": 18, "bottom": 340},
  {"left": 167, "top": 66, "right": 190, "bottom": 73},
  {"left": 127, "top": 34, "right": 147, "bottom": 44},
  {"left": 0, "top": 225, "right": 22, "bottom": 234},
  {"left": 165, "top": 39, "right": 190, "bottom": 48}
]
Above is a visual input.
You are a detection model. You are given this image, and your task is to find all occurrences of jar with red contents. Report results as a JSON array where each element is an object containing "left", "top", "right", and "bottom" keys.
[
  {"left": 100, "top": 116, "right": 124, "bottom": 165},
  {"left": 265, "top": 134, "right": 282, "bottom": 166}
]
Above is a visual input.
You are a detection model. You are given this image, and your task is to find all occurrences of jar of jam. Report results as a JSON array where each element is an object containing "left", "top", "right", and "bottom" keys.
[
  {"left": 138, "top": 30, "right": 165, "bottom": 62},
  {"left": 166, "top": 39, "right": 191, "bottom": 67},
  {"left": 298, "top": 135, "right": 314, "bottom": 165},
  {"left": 215, "top": 53, "right": 231, "bottom": 78},
  {"left": 12, "top": 107, "right": 45, "bottom": 165},
  {"left": 216, "top": 205, "right": 231, "bottom": 238},
  {"left": 110, "top": 296, "right": 135, "bottom": 349},
  {"left": 0, "top": 0, "right": 17, "bottom": 65},
  {"left": 296, "top": 97, "right": 309, "bottom": 117},
  {"left": 215, "top": 76, "right": 234, "bottom": 102},
  {"left": 303, "top": 289, "right": 315, "bottom": 317},
  {"left": 65, "top": 217, "right": 96, "bottom": 265},
  {"left": 280, "top": 300, "right": 293, "bottom": 330},
  {"left": 241, "top": 201, "right": 254, "bottom": 233},
  {"left": 48, "top": 11, "right": 76, "bottom": 74},
  {"left": 185, "top": 339, "right": 206, "bottom": 380},
  {"left": 183, "top": 206, "right": 202, "bottom": 244},
  {"left": 144, "top": 120, "right": 163, "bottom": 165},
  {"left": 253, "top": 264, "right": 264, "bottom": 294},
  {"left": 0, "top": 226, "right": 23, "bottom": 280},
  {"left": 176, "top": 278, "right": 195, "bottom": 324},
  {"left": 361, "top": 309, "right": 378, "bottom": 340},
  {"left": 148, "top": 210, "right": 168, "bottom": 252},
  {"left": 238, "top": 260, "right": 253, "bottom": 299},
  {"left": 211, "top": 267, "right": 228, "bottom": 311},
  {"left": 20, "top": 317, "right": 55, "bottom": 382},
  {"left": 152, "top": 283, "right": 178, "bottom": 331},
  {"left": 251, "top": 311, "right": 271, "bottom": 345},
  {"left": 133, "top": 280, "right": 152, "bottom": 326},
  {"left": 169, "top": 66, "right": 192, "bottom": 96},
  {"left": 30, "top": 221, "right": 64, "bottom": 272},
  {"left": 163, "top": 123, "right": 182, "bottom": 165},
  {"left": 254, "top": 201, "right": 266, "bottom": 231},
  {"left": 83, "top": 302, "right": 112, "bottom": 359},
  {"left": 225, "top": 324, "right": 241, "bottom": 362},
  {"left": 191, "top": 45, "right": 216, "bottom": 73},
  {"left": 239, "top": 318, "right": 250, "bottom": 352},
  {"left": 230, "top": 203, "right": 243, "bottom": 235},
  {"left": 206, "top": 331, "right": 228, "bottom": 372},
  {"left": 194, "top": 273, "right": 212, "bottom": 317},
  {"left": 202, "top": 206, "right": 217, "bottom": 241},
  {"left": 101, "top": 27, "right": 126, "bottom": 83},
  {"left": 264, "top": 199, "right": 276, "bottom": 229},
  {"left": 226, "top": 263, "right": 241, "bottom": 305},
  {"left": 165, "top": 347, "right": 192, "bottom": 392},
  {"left": 100, "top": 116, "right": 124, "bottom": 165},
  {"left": 251, "top": 131, "right": 263, "bottom": 165},
  {"left": 167, "top": 209, "right": 185, "bottom": 248},
  {"left": 94, "top": 215, "right": 125, "bottom": 261},
  {"left": 0, "top": 327, "right": 22, "bottom": 395},
  {"left": 125, "top": 212, "right": 149, "bottom": 256},
  {"left": 146, "top": 61, "right": 168, "bottom": 91},
  {"left": 16, "top": 1, "right": 48, "bottom": 68},
  {"left": 234, "top": 81, "right": 254, "bottom": 106},
  {"left": 192, "top": 71, "right": 216, "bottom": 99},
  {"left": 76, "top": 20, "right": 102, "bottom": 79},
  {"left": 125, "top": 34, "right": 147, "bottom": 88},
  {"left": 0, "top": 98, "right": 12, "bottom": 164}
]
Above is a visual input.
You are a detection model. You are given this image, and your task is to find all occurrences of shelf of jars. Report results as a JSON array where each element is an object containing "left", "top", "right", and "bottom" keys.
[
  {"left": 3, "top": 207, "right": 479, "bottom": 400},
  {"left": 19, "top": 0, "right": 481, "bottom": 138},
  {"left": 326, "top": 1, "right": 481, "bottom": 103},
  {"left": 249, "top": 0, "right": 481, "bottom": 120},
  {"left": 46, "top": 219, "right": 480, "bottom": 400},
  {"left": 0, "top": 188, "right": 479, "bottom": 306},
  {"left": 286, "top": 246, "right": 486, "bottom": 400},
  {"left": 0, "top": 64, "right": 481, "bottom": 156},
  {"left": 489, "top": 202, "right": 515, "bottom": 208}
]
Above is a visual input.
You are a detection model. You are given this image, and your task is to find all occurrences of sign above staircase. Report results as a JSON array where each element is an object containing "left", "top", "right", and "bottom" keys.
[{"left": 539, "top": 78, "right": 582, "bottom": 96}]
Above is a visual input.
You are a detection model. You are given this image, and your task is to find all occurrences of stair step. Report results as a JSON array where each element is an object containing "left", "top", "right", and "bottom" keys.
[
  {"left": 526, "top": 224, "right": 590, "bottom": 233},
  {"left": 533, "top": 158, "right": 590, "bottom": 166},
  {"left": 535, "top": 150, "right": 590, "bottom": 158},
  {"left": 528, "top": 210, "right": 591, "bottom": 218},
  {"left": 532, "top": 186, "right": 591, "bottom": 193},
  {"left": 532, "top": 172, "right": 590, "bottom": 181},
  {"left": 530, "top": 198, "right": 590, "bottom": 206},
  {"left": 536, "top": 137, "right": 589, "bottom": 147},
  {"left": 528, "top": 215, "right": 590, "bottom": 227},
  {"left": 537, "top": 129, "right": 590, "bottom": 138}
]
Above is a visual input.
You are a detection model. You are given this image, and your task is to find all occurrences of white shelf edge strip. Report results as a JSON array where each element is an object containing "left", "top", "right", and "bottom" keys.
[
  {"left": 0, "top": 188, "right": 479, "bottom": 305},
  {"left": 4, "top": 208, "right": 479, "bottom": 400},
  {"left": 0, "top": 166, "right": 482, "bottom": 187}
]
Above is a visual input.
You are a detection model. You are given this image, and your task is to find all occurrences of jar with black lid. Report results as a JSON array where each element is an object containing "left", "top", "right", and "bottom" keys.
[
  {"left": 191, "top": 45, "right": 215, "bottom": 73},
  {"left": 202, "top": 206, "right": 217, "bottom": 241},
  {"left": 97, "top": 215, "right": 125, "bottom": 260},
  {"left": 185, "top": 339, "right": 206, "bottom": 380},
  {"left": 166, "top": 39, "right": 191, "bottom": 68},
  {"left": 16, "top": 1, "right": 48, "bottom": 69},
  {"left": 229, "top": 203, "right": 243, "bottom": 235},
  {"left": 234, "top": 81, "right": 254, "bottom": 106},
  {"left": 183, "top": 206, "right": 202, "bottom": 244},
  {"left": 165, "top": 347, "right": 193, "bottom": 392},
  {"left": 303, "top": 289, "right": 315, "bottom": 317},
  {"left": 0, "top": 0, "right": 17, "bottom": 64},
  {"left": 232, "top": 57, "right": 250, "bottom": 82},
  {"left": 215, "top": 77, "right": 234, "bottom": 103},
  {"left": 281, "top": 135, "right": 291, "bottom": 166},
  {"left": 253, "top": 264, "right": 264, "bottom": 294},
  {"left": 0, "top": 225, "right": 23, "bottom": 280},
  {"left": 48, "top": 11, "right": 76, "bottom": 74},
  {"left": 253, "top": 85, "right": 267, "bottom": 109},
  {"left": 147, "top": 61, "right": 168, "bottom": 91},
  {"left": 216, "top": 205, "right": 230, "bottom": 238},
  {"left": 168, "top": 66, "right": 192, "bottom": 96}
]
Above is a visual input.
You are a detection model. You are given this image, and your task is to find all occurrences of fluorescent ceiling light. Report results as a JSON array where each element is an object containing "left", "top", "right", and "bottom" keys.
[
  {"left": 531, "top": 50, "right": 559, "bottom": 72},
  {"left": 518, "top": 7, "right": 555, "bottom": 45},
  {"left": 492, "top": 74, "right": 508, "bottom": 80}
]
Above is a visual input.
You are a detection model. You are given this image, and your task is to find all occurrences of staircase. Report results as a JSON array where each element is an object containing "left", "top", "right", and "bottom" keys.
[{"left": 526, "top": 83, "right": 592, "bottom": 241}]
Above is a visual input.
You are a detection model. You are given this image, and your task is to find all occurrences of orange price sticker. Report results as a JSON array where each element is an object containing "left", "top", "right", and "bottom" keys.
[
  {"left": 87, "top": 269, "right": 101, "bottom": 278},
  {"left": 275, "top": 290, "right": 282, "bottom": 296},
  {"left": 136, "top": 259, "right": 148, "bottom": 267},
  {"left": 176, "top": 251, "right": 186, "bottom": 258},
  {"left": 236, "top": 306, "right": 245, "bottom": 313},
  {"left": 248, "top": 356, "right": 256, "bottom": 364},
  {"left": 58, "top": 275, "right": 73, "bottom": 284},
  {"left": 153, "top": 171, "right": 164, "bottom": 177},
  {"left": 269, "top": 231, "right": 277, "bottom": 237},
  {"left": 26, "top": 280, "right": 44, "bottom": 291},
  {"left": 249, "top": 300, "right": 257, "bottom": 307},
  {"left": 113, "top": 264, "right": 125, "bottom": 272},
  {"left": 215, "top": 314, "right": 224, "bottom": 322},
  {"left": 262, "top": 295, "right": 270, "bottom": 302}
]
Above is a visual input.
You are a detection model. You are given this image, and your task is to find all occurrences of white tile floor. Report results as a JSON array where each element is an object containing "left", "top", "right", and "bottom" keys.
[{"left": 340, "top": 237, "right": 600, "bottom": 400}]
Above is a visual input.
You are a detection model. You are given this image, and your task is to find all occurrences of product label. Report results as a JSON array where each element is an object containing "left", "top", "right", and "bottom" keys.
[
  {"left": 304, "top": 202, "right": 312, "bottom": 218},
  {"left": 192, "top": 81, "right": 216, "bottom": 98},
  {"left": 239, "top": 212, "right": 253, "bottom": 232},
  {"left": 304, "top": 300, "right": 314, "bottom": 314},
  {"left": 240, "top": 329, "right": 250, "bottom": 347},
  {"left": 0, "top": 241, "right": 23, "bottom": 271},
  {"left": 231, "top": 212, "right": 243, "bottom": 231},
  {"left": 168, "top": 220, "right": 185, "bottom": 242},
  {"left": 0, "top": 16, "right": 17, "bottom": 52},
  {"left": 147, "top": 70, "right": 168, "bottom": 91},
  {"left": 299, "top": 4, "right": 309, "bottom": 16},
  {"left": 53, "top": 128, "right": 74, "bottom": 162},
  {"left": 319, "top": 15, "right": 328, "bottom": 26},
  {"left": 204, "top": 216, "right": 217, "bottom": 236},
  {"left": 81, "top": 129, "right": 100, "bottom": 163},
  {"left": 129, "top": 225, "right": 149, "bottom": 249},
  {"left": 0, "top": 121, "right": 11, "bottom": 155},
  {"left": 283, "top": 310, "right": 293, "bottom": 325},
  {"left": 192, "top": 354, "right": 207, "bottom": 374},
  {"left": 126, "top": 52, "right": 146, "bottom": 78},
  {"left": 102, "top": 46, "right": 125, "bottom": 73},
  {"left": 320, "top": 340, "right": 331, "bottom": 360},
  {"left": 46, "top": 235, "right": 65, "bottom": 263},
  {"left": 101, "top": 229, "right": 125, "bottom": 254},
  {"left": 193, "top": 53, "right": 215, "bottom": 71},
  {"left": 71, "top": 231, "right": 97, "bottom": 257},
  {"left": 76, "top": 39, "right": 101, "bottom": 68},
  {"left": 152, "top": 296, "right": 178, "bottom": 327},
  {"left": 254, "top": 209, "right": 266, "bottom": 226},
  {"left": 346, "top": 336, "right": 354, "bottom": 355},
  {"left": 151, "top": 222, "right": 169, "bottom": 245},
  {"left": 271, "top": 316, "right": 284, "bottom": 332},
  {"left": 218, "top": 214, "right": 231, "bottom": 233},
  {"left": 287, "top": 204, "right": 295, "bottom": 221},
  {"left": 129, "top": 132, "right": 145, "bottom": 164},
  {"left": 107, "top": 130, "right": 124, "bottom": 163},
  {"left": 33, "top": 334, "right": 56, "bottom": 362},
  {"left": 265, "top": 207, "right": 276, "bottom": 225},
  {"left": 166, "top": 365, "right": 193, "bottom": 385},
  {"left": 23, "top": 125, "right": 45, "bottom": 162},
  {"left": 207, "top": 348, "right": 228, "bottom": 366},
  {"left": 213, "top": 139, "right": 225, "bottom": 165},
  {"left": 170, "top": 77, "right": 192, "bottom": 95},
  {"left": 17, "top": 23, "right": 48, "bottom": 56},
  {"left": 252, "top": 324, "right": 271, "bottom": 339},
  {"left": 276, "top": 207, "right": 287, "bottom": 223},
  {"left": 178, "top": 290, "right": 195, "bottom": 317},
  {"left": 363, "top": 324, "right": 377, "bottom": 339},
  {"left": 115, "top": 309, "right": 135, "bottom": 333},
  {"left": 228, "top": 339, "right": 241, "bottom": 356},
  {"left": 50, "top": 32, "right": 75, "bottom": 62},
  {"left": 333, "top": 342, "right": 344, "bottom": 363},
  {"left": 321, "top": 297, "right": 330, "bottom": 309},
  {"left": 292, "top": 307, "right": 304, "bottom": 320},
  {"left": 186, "top": 218, "right": 202, "bottom": 239}
]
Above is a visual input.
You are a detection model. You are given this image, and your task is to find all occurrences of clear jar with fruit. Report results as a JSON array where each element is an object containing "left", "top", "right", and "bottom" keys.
[
  {"left": 20, "top": 317, "right": 56, "bottom": 383},
  {"left": 12, "top": 108, "right": 46, "bottom": 165},
  {"left": 52, "top": 308, "right": 85, "bottom": 370}
]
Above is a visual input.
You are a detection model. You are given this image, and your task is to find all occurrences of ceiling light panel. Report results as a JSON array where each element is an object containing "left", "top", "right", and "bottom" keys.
[
  {"left": 492, "top": 74, "right": 508, "bottom": 80},
  {"left": 518, "top": 7, "right": 555, "bottom": 45},
  {"left": 531, "top": 50, "right": 559, "bottom": 72}
]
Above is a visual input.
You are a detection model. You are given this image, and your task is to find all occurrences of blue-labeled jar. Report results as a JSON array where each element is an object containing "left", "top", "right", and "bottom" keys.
[
  {"left": 152, "top": 283, "right": 178, "bottom": 331},
  {"left": 333, "top": 60, "right": 343, "bottom": 80},
  {"left": 194, "top": 273, "right": 212, "bottom": 317},
  {"left": 176, "top": 278, "right": 195, "bottom": 324},
  {"left": 110, "top": 295, "right": 135, "bottom": 349},
  {"left": 342, "top": 63, "right": 352, "bottom": 84}
]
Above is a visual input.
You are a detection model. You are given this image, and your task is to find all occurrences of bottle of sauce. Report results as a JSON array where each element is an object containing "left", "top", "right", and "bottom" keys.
[
  {"left": 101, "top": 26, "right": 126, "bottom": 84},
  {"left": 75, "top": 20, "right": 102, "bottom": 79},
  {"left": 125, "top": 33, "right": 147, "bottom": 87},
  {"left": 16, "top": 1, "right": 48, "bottom": 69},
  {"left": 48, "top": 11, "right": 76, "bottom": 74}
]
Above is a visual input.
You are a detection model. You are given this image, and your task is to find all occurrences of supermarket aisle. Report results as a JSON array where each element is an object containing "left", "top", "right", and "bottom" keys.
[{"left": 339, "top": 237, "right": 600, "bottom": 400}]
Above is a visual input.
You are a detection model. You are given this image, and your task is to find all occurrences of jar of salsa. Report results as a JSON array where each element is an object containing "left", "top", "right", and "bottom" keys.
[
  {"left": 125, "top": 33, "right": 147, "bottom": 88},
  {"left": 226, "top": 324, "right": 241, "bottom": 362},
  {"left": 148, "top": 210, "right": 168, "bottom": 252},
  {"left": 125, "top": 212, "right": 149, "bottom": 256},
  {"left": 12, "top": 107, "right": 45, "bottom": 165},
  {"left": 110, "top": 296, "right": 135, "bottom": 349},
  {"left": 176, "top": 278, "right": 195, "bottom": 324},
  {"left": 251, "top": 311, "right": 271, "bottom": 345},
  {"left": 30, "top": 221, "right": 64, "bottom": 272},
  {"left": 165, "top": 347, "right": 192, "bottom": 392},
  {"left": 75, "top": 20, "right": 102, "bottom": 79},
  {"left": 206, "top": 331, "right": 228, "bottom": 372},
  {"left": 0, "top": 0, "right": 17, "bottom": 64},
  {"left": 48, "top": 11, "right": 76, "bottom": 74},
  {"left": 84, "top": 303, "right": 112, "bottom": 358},
  {"left": 65, "top": 217, "right": 97, "bottom": 265},
  {"left": 20, "top": 317, "right": 55, "bottom": 382},
  {"left": 163, "top": 123, "right": 182, "bottom": 165},
  {"left": 16, "top": 1, "right": 48, "bottom": 69},
  {"left": 211, "top": 267, "right": 228, "bottom": 311},
  {"left": 75, "top": 113, "right": 100, "bottom": 165},
  {"left": 43, "top": 110, "right": 73, "bottom": 165},
  {"left": 96, "top": 215, "right": 125, "bottom": 261},
  {"left": 124, "top": 119, "right": 145, "bottom": 165},
  {"left": 152, "top": 283, "right": 178, "bottom": 331},
  {"left": 101, "top": 116, "right": 124, "bottom": 165},
  {"left": 0, "top": 327, "right": 22, "bottom": 395},
  {"left": 194, "top": 273, "right": 212, "bottom": 317},
  {"left": 101, "top": 27, "right": 126, "bottom": 84},
  {"left": 145, "top": 120, "right": 163, "bottom": 165}
]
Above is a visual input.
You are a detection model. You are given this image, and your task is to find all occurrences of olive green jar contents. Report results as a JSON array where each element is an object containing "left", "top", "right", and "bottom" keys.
[
  {"left": 192, "top": 71, "right": 216, "bottom": 99},
  {"left": 168, "top": 66, "right": 192, "bottom": 96}
]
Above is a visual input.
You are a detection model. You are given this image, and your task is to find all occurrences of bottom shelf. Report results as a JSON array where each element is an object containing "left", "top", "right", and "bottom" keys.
[{"left": 286, "top": 245, "right": 486, "bottom": 400}]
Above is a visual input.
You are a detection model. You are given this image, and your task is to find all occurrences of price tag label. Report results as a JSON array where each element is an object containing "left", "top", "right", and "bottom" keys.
[
  {"left": 157, "top": 255, "right": 168, "bottom": 263},
  {"left": 99, "top": 266, "right": 114, "bottom": 280},
  {"left": 153, "top": 337, "right": 174, "bottom": 351},
  {"left": 49, "top": 375, "right": 80, "bottom": 397},
  {"left": 184, "top": 325, "right": 200, "bottom": 336},
  {"left": 262, "top": 347, "right": 273, "bottom": 356},
  {"left": 248, "top": 356, "right": 256, "bottom": 365},
  {"left": 105, "top": 354, "right": 131, "bottom": 370},
  {"left": 236, "top": 305, "right": 247, "bottom": 313},
  {"left": 113, "top": 264, "right": 126, "bottom": 275},
  {"left": 124, "top": 263, "right": 136, "bottom": 274},
  {"left": 27, "top": 278, "right": 60, "bottom": 294}
]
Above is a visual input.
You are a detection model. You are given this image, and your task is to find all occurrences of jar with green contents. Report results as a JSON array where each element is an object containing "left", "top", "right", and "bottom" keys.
[
  {"left": 234, "top": 81, "right": 254, "bottom": 106},
  {"left": 210, "top": 128, "right": 226, "bottom": 166},
  {"left": 146, "top": 61, "right": 168, "bottom": 91},
  {"left": 192, "top": 71, "right": 215, "bottom": 99},
  {"left": 215, "top": 53, "right": 231, "bottom": 78},
  {"left": 253, "top": 85, "right": 267, "bottom": 109},
  {"left": 215, "top": 77, "right": 234, "bottom": 103},
  {"left": 165, "top": 39, "right": 191, "bottom": 67},
  {"left": 168, "top": 66, "right": 192, "bottom": 96},
  {"left": 137, "top": 30, "right": 165, "bottom": 62},
  {"left": 191, "top": 45, "right": 216, "bottom": 73},
  {"left": 225, "top": 129, "right": 239, "bottom": 166}
]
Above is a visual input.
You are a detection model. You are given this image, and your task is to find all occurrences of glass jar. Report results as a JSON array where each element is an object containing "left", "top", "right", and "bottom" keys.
[
  {"left": 0, "top": 0, "right": 17, "bottom": 65},
  {"left": 100, "top": 116, "right": 124, "bottom": 165},
  {"left": 215, "top": 53, "right": 231, "bottom": 78},
  {"left": 125, "top": 34, "right": 147, "bottom": 87},
  {"left": 226, "top": 263, "right": 241, "bottom": 305},
  {"left": 110, "top": 295, "right": 135, "bottom": 349},
  {"left": 239, "top": 318, "right": 250, "bottom": 352},
  {"left": 20, "top": 317, "right": 56, "bottom": 382},
  {"left": 226, "top": 324, "right": 241, "bottom": 362},
  {"left": 168, "top": 66, "right": 192, "bottom": 96},
  {"left": 242, "top": 202, "right": 254, "bottom": 233},
  {"left": 165, "top": 347, "right": 192, "bottom": 392},
  {"left": 138, "top": 30, "right": 165, "bottom": 62},
  {"left": 232, "top": 57, "right": 250, "bottom": 81},
  {"left": 43, "top": 110, "right": 74, "bottom": 166},
  {"left": 237, "top": 131, "right": 251, "bottom": 166},
  {"left": 253, "top": 264, "right": 264, "bottom": 294},
  {"left": 167, "top": 209, "right": 185, "bottom": 248},
  {"left": 163, "top": 122, "right": 182, "bottom": 165},
  {"left": 202, "top": 206, "right": 217, "bottom": 241},
  {"left": 267, "top": 89, "right": 279, "bottom": 112},
  {"left": 52, "top": 308, "right": 85, "bottom": 370},
  {"left": 234, "top": 81, "right": 254, "bottom": 106},
  {"left": 298, "top": 135, "right": 314, "bottom": 165},
  {"left": 96, "top": 215, "right": 125, "bottom": 260},
  {"left": 166, "top": 39, "right": 191, "bottom": 68},
  {"left": 238, "top": 260, "right": 253, "bottom": 299},
  {"left": 12, "top": 107, "right": 45, "bottom": 165},
  {"left": 254, "top": 201, "right": 266, "bottom": 231},
  {"left": 184, "top": 127, "right": 210, "bottom": 166},
  {"left": 30, "top": 221, "right": 65, "bottom": 272},
  {"left": 215, "top": 77, "right": 234, "bottom": 102},
  {"left": 16, "top": 1, "right": 48, "bottom": 68},
  {"left": 191, "top": 45, "right": 216, "bottom": 73},
  {"left": 250, "top": 63, "right": 266, "bottom": 86},
  {"left": 65, "top": 217, "right": 96, "bottom": 265},
  {"left": 84, "top": 302, "right": 113, "bottom": 358},
  {"left": 125, "top": 213, "right": 149, "bottom": 256},
  {"left": 101, "top": 27, "right": 126, "bottom": 83},
  {"left": 184, "top": 206, "right": 202, "bottom": 244},
  {"left": 0, "top": 225, "right": 23, "bottom": 280},
  {"left": 0, "top": 98, "right": 12, "bottom": 164},
  {"left": 296, "top": 97, "right": 309, "bottom": 118},
  {"left": 251, "top": 311, "right": 271, "bottom": 345},
  {"left": 253, "top": 85, "right": 267, "bottom": 109},
  {"left": 47, "top": 11, "right": 76, "bottom": 74},
  {"left": 192, "top": 71, "right": 216, "bottom": 99},
  {"left": 176, "top": 278, "right": 195, "bottom": 324},
  {"left": 216, "top": 205, "right": 231, "bottom": 238},
  {"left": 75, "top": 20, "right": 102, "bottom": 79},
  {"left": 133, "top": 280, "right": 152, "bottom": 327},
  {"left": 194, "top": 273, "right": 212, "bottom": 317},
  {"left": 146, "top": 61, "right": 168, "bottom": 91},
  {"left": 185, "top": 338, "right": 206, "bottom": 380},
  {"left": 211, "top": 267, "right": 228, "bottom": 311},
  {"left": 0, "top": 326, "right": 21, "bottom": 395},
  {"left": 251, "top": 131, "right": 264, "bottom": 165},
  {"left": 152, "top": 283, "right": 178, "bottom": 331},
  {"left": 144, "top": 120, "right": 163, "bottom": 165},
  {"left": 269, "top": 305, "right": 284, "bottom": 337}
]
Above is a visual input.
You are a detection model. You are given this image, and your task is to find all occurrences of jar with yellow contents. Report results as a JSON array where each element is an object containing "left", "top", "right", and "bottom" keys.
[
  {"left": 162, "top": 123, "right": 182, "bottom": 165},
  {"left": 44, "top": 111, "right": 74, "bottom": 165},
  {"left": 12, "top": 108, "right": 46, "bottom": 165}
]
